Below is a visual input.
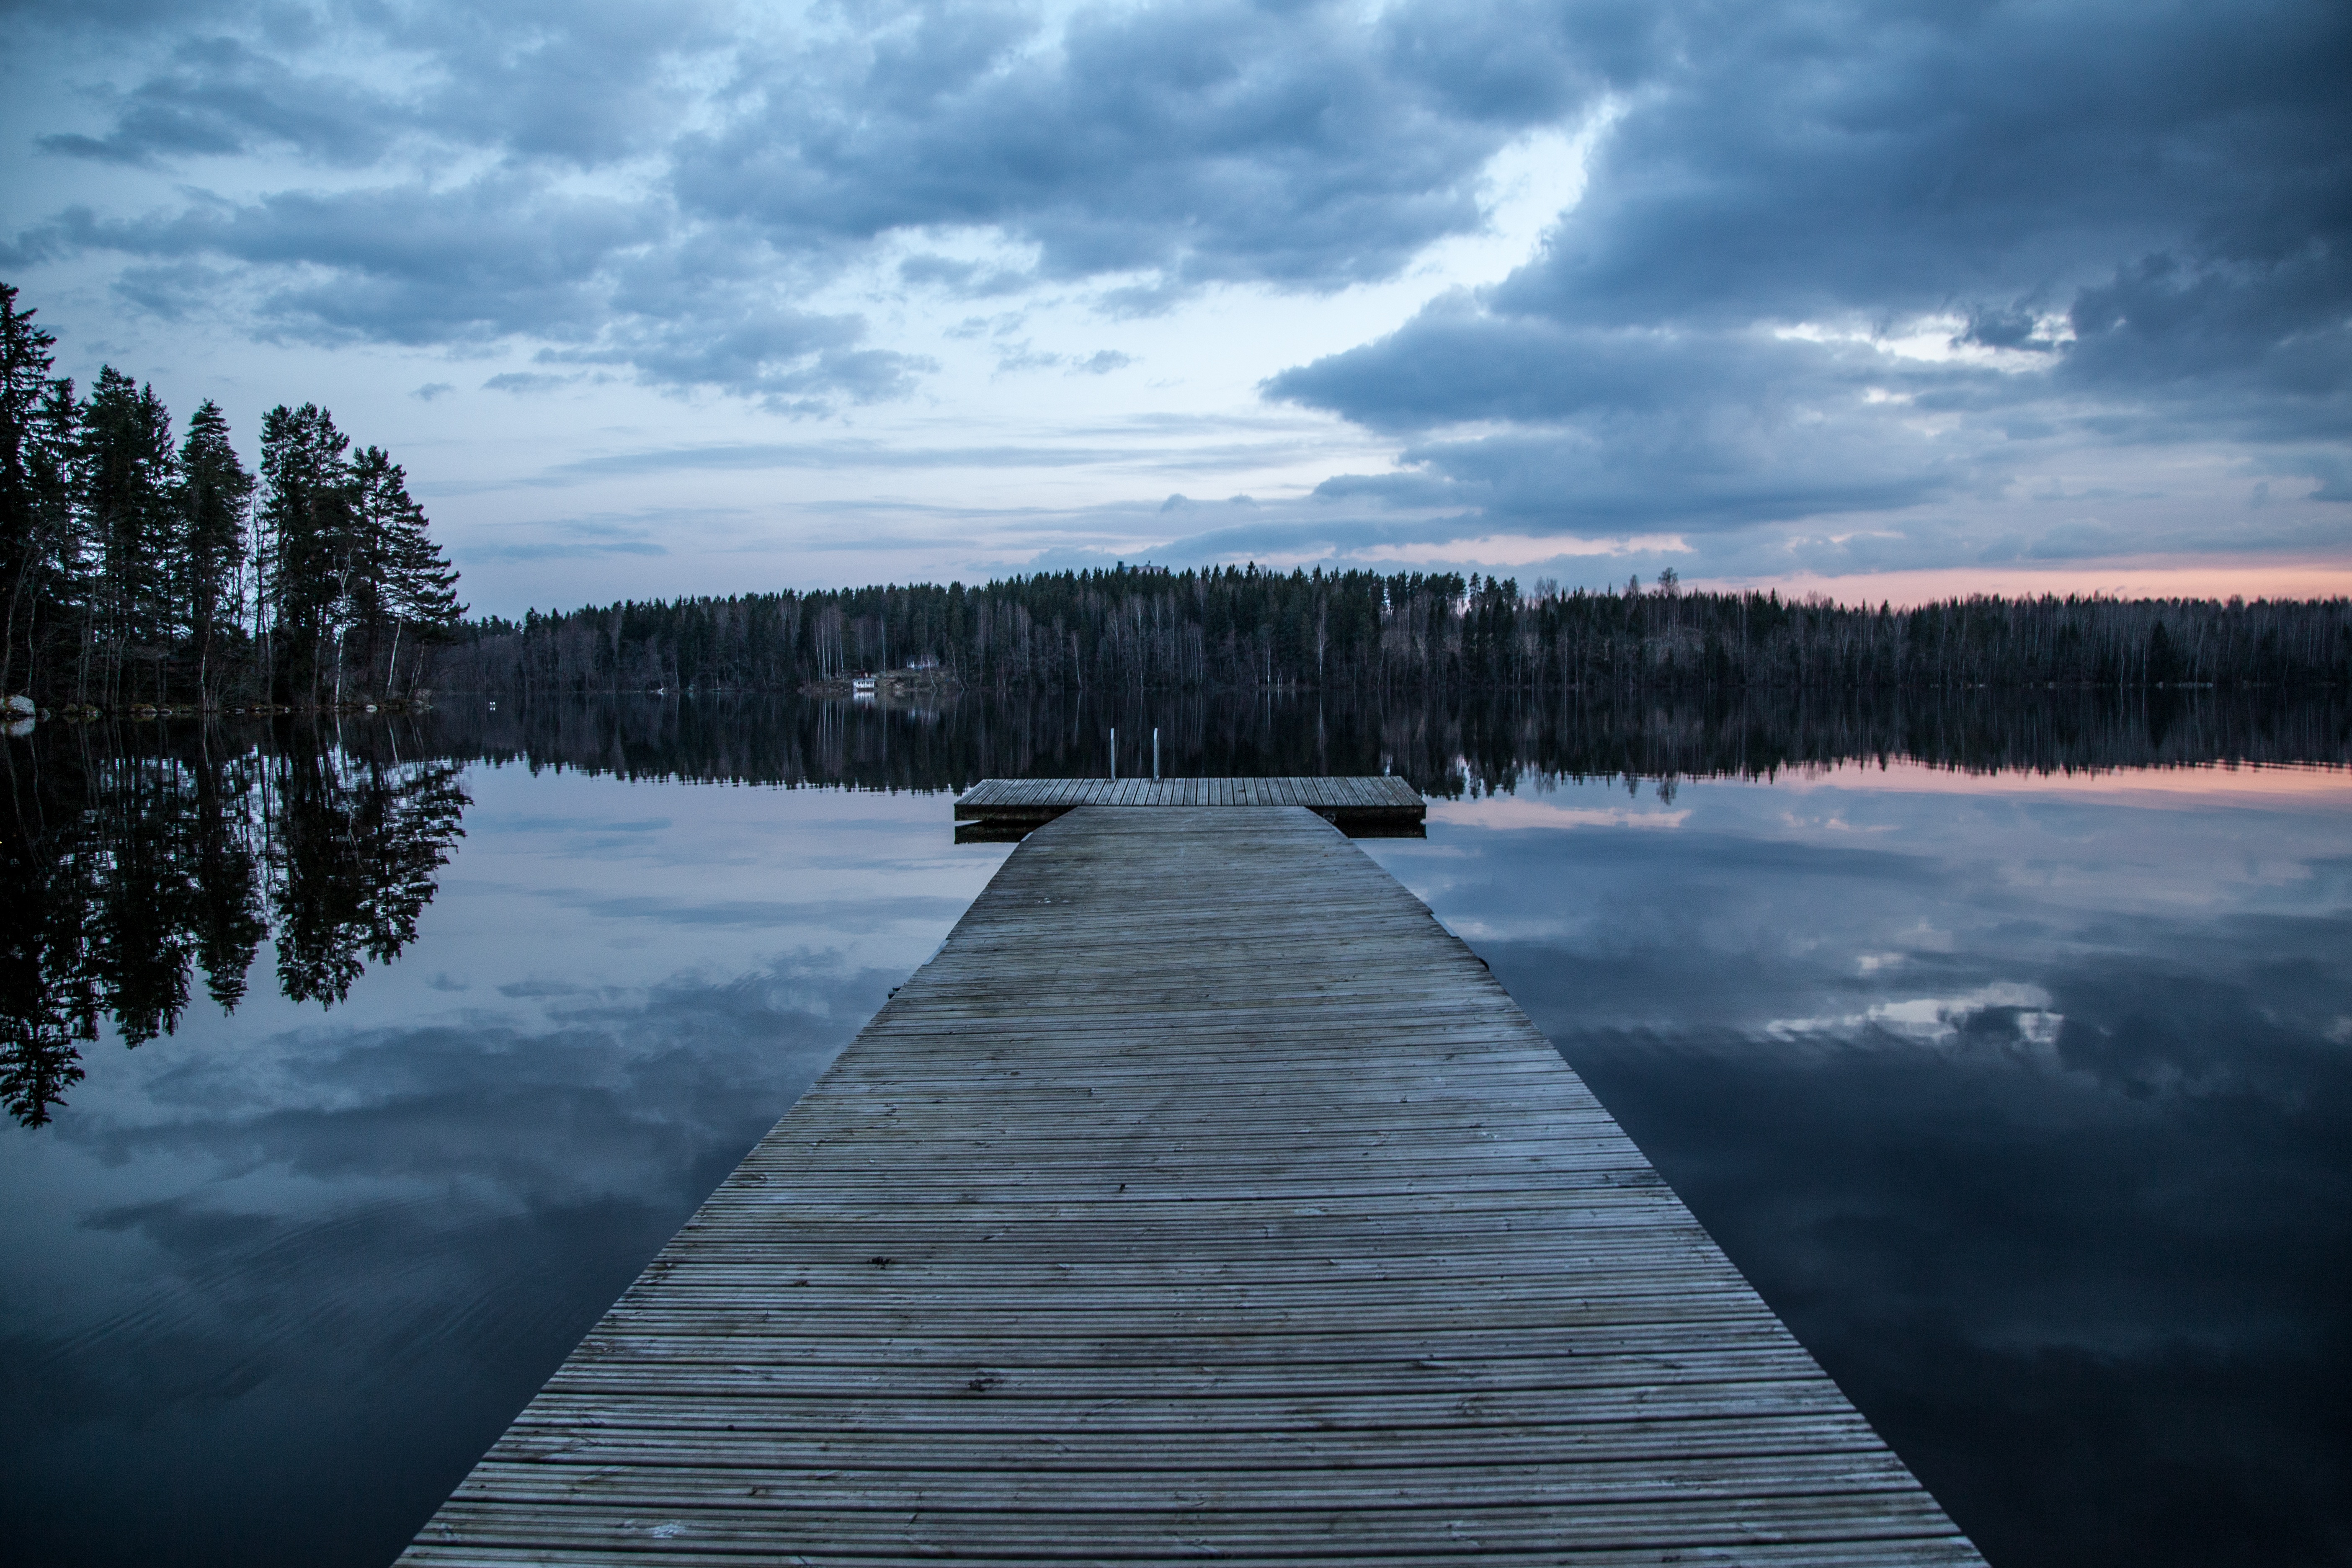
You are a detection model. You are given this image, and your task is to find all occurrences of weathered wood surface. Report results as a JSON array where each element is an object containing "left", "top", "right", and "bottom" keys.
[
  {"left": 403, "top": 806, "right": 1981, "bottom": 1566},
  {"left": 955, "top": 775, "right": 1425, "bottom": 839}
]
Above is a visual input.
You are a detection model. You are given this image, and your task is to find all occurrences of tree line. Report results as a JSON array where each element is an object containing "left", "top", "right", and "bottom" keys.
[
  {"left": 435, "top": 565, "right": 2352, "bottom": 697},
  {"left": 1, "top": 282, "right": 464, "bottom": 712}
]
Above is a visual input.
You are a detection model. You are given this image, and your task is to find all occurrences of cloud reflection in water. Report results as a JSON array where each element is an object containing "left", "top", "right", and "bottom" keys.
[
  {"left": 1369, "top": 767, "right": 2352, "bottom": 1568},
  {"left": 3, "top": 714, "right": 2346, "bottom": 1568},
  {"left": 0, "top": 768, "right": 1009, "bottom": 1568}
]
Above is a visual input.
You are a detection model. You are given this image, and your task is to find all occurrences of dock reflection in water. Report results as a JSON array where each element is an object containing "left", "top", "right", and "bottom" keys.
[{"left": 1, "top": 690, "right": 2346, "bottom": 1568}]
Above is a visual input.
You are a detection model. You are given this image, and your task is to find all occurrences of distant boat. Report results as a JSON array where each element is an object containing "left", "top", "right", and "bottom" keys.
[{"left": 852, "top": 676, "right": 877, "bottom": 695}]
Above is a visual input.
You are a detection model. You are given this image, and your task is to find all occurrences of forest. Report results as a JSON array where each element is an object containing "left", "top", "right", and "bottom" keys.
[
  {"left": 14, "top": 276, "right": 2347, "bottom": 712},
  {"left": 0, "top": 283, "right": 464, "bottom": 711},
  {"left": 436, "top": 566, "right": 2352, "bottom": 698}
]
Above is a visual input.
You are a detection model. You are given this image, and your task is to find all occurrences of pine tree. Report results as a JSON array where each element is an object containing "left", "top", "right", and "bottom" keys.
[
  {"left": 78, "top": 368, "right": 178, "bottom": 706},
  {"left": 257, "top": 402, "right": 353, "bottom": 704},
  {"left": 6, "top": 283, "right": 457, "bottom": 708},
  {"left": 175, "top": 401, "right": 252, "bottom": 704},
  {"left": 361, "top": 449, "right": 463, "bottom": 698},
  {"left": 344, "top": 445, "right": 401, "bottom": 701},
  {"left": 1, "top": 285, "right": 61, "bottom": 699},
  {"left": 22, "top": 379, "right": 82, "bottom": 700}
]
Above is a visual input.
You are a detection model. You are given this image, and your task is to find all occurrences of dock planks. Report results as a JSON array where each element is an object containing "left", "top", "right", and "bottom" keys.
[
  {"left": 402, "top": 805, "right": 1982, "bottom": 1566},
  {"left": 954, "top": 774, "right": 1426, "bottom": 839}
]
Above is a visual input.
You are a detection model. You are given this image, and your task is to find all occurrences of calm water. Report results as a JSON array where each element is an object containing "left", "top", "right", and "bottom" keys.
[{"left": 4, "top": 694, "right": 2348, "bottom": 1567}]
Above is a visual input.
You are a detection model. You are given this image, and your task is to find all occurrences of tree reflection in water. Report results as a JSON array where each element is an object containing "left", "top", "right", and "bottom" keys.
[
  {"left": 1, "top": 721, "right": 466, "bottom": 1126},
  {"left": 7, "top": 684, "right": 2343, "bottom": 1128}
]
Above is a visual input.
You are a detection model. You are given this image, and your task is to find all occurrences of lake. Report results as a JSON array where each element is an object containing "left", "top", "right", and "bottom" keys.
[{"left": 4, "top": 690, "right": 2347, "bottom": 1567}]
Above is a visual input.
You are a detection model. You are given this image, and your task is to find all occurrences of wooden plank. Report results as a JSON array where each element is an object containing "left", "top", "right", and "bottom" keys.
[
  {"left": 954, "top": 778, "right": 1426, "bottom": 838},
  {"left": 402, "top": 806, "right": 1979, "bottom": 1565}
]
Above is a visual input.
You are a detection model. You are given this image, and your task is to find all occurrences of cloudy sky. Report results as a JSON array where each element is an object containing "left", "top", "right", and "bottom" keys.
[{"left": 4, "top": 0, "right": 2346, "bottom": 614}]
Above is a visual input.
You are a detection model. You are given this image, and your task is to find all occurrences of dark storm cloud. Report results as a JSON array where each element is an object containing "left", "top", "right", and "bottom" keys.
[
  {"left": 530, "top": 303, "right": 929, "bottom": 412},
  {"left": 12, "top": 173, "right": 921, "bottom": 404},
  {"left": 2, "top": 0, "right": 252, "bottom": 32},
  {"left": 1463, "top": 0, "right": 2351, "bottom": 366},
  {"left": 1268, "top": 0, "right": 2352, "bottom": 560},
  {"left": 1272, "top": 304, "right": 1980, "bottom": 536},
  {"left": 22, "top": 0, "right": 722, "bottom": 170},
  {"left": 10, "top": 0, "right": 2344, "bottom": 538},
  {"left": 15, "top": 178, "right": 659, "bottom": 343},
  {"left": 10, "top": 0, "right": 1638, "bottom": 404},
  {"left": 35, "top": 36, "right": 403, "bottom": 167},
  {"left": 8, "top": 0, "right": 889, "bottom": 404},
  {"left": 671, "top": 0, "right": 1638, "bottom": 293},
  {"left": 390, "top": 0, "right": 730, "bottom": 168},
  {"left": 2062, "top": 248, "right": 2352, "bottom": 432}
]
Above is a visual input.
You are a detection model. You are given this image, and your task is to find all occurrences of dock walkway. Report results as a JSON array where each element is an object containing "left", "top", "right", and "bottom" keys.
[
  {"left": 954, "top": 774, "right": 1426, "bottom": 839},
  {"left": 404, "top": 797, "right": 1981, "bottom": 1565}
]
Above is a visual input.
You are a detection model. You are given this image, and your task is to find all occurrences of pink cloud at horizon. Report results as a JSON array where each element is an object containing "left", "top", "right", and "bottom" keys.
[{"left": 1686, "top": 560, "right": 2352, "bottom": 609}]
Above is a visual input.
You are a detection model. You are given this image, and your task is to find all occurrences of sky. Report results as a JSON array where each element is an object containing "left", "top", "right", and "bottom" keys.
[{"left": 3, "top": 0, "right": 2347, "bottom": 617}]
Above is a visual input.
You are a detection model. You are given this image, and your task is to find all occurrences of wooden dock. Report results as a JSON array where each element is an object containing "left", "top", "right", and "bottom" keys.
[
  {"left": 954, "top": 774, "right": 1426, "bottom": 840},
  {"left": 403, "top": 798, "right": 1982, "bottom": 1566}
]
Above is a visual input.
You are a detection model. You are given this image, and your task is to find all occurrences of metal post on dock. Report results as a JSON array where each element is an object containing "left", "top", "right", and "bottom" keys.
[
  {"left": 1109, "top": 727, "right": 1117, "bottom": 782},
  {"left": 1153, "top": 728, "right": 1161, "bottom": 781}
]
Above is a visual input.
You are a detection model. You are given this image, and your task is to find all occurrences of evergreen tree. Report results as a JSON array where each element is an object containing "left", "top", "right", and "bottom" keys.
[
  {"left": 78, "top": 368, "right": 178, "bottom": 706},
  {"left": 3, "top": 282, "right": 463, "bottom": 709},
  {"left": 257, "top": 402, "right": 353, "bottom": 703},
  {"left": 0, "top": 286, "right": 61, "bottom": 698},
  {"left": 21, "top": 379, "right": 82, "bottom": 699},
  {"left": 175, "top": 400, "right": 253, "bottom": 701},
  {"left": 356, "top": 446, "right": 463, "bottom": 697}
]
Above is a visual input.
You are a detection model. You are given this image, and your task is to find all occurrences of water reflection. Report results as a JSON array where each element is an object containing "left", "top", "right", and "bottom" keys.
[
  {"left": 426, "top": 683, "right": 2351, "bottom": 794},
  {"left": 0, "top": 757, "right": 996, "bottom": 1568},
  {"left": 3, "top": 723, "right": 466, "bottom": 1126},
  {"left": 2, "top": 696, "right": 2345, "bottom": 1568},
  {"left": 13, "top": 687, "right": 2339, "bottom": 1129},
  {"left": 1368, "top": 769, "right": 2352, "bottom": 1568}
]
